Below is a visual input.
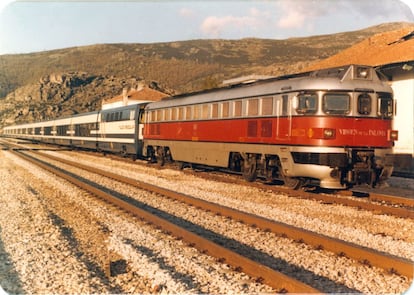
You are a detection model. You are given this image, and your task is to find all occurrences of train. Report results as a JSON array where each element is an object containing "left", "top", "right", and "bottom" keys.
[{"left": 2, "top": 64, "right": 398, "bottom": 189}]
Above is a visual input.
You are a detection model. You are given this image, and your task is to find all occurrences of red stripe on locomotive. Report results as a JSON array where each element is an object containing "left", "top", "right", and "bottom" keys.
[{"left": 144, "top": 116, "right": 394, "bottom": 148}]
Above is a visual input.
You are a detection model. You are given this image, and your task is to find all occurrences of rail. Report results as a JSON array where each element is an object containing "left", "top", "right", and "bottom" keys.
[
  {"left": 27, "top": 150, "right": 414, "bottom": 280},
  {"left": 195, "top": 169, "right": 414, "bottom": 219}
]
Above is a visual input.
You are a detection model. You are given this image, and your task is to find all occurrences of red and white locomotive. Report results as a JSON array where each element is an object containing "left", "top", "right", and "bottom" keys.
[
  {"left": 143, "top": 65, "right": 398, "bottom": 189},
  {"left": 3, "top": 65, "right": 398, "bottom": 189}
]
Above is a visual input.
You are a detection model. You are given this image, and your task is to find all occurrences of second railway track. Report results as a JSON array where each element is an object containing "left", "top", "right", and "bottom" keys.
[
  {"left": 8, "top": 147, "right": 414, "bottom": 293},
  {"left": 187, "top": 168, "right": 414, "bottom": 219}
]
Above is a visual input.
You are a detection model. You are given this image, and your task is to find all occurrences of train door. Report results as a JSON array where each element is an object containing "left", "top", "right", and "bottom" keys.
[
  {"left": 136, "top": 106, "right": 146, "bottom": 157},
  {"left": 275, "top": 94, "right": 292, "bottom": 141},
  {"left": 97, "top": 111, "right": 108, "bottom": 151}
]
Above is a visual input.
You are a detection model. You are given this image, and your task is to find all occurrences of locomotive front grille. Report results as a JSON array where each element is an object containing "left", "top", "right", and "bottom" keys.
[
  {"left": 291, "top": 152, "right": 347, "bottom": 167},
  {"left": 350, "top": 149, "right": 375, "bottom": 166}
]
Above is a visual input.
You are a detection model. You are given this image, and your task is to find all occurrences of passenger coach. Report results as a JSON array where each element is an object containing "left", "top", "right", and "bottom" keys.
[
  {"left": 3, "top": 103, "right": 148, "bottom": 158},
  {"left": 143, "top": 65, "right": 398, "bottom": 189}
]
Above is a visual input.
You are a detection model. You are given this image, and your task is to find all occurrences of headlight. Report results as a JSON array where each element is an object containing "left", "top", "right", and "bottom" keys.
[
  {"left": 387, "top": 130, "right": 398, "bottom": 141},
  {"left": 323, "top": 128, "right": 336, "bottom": 139}
]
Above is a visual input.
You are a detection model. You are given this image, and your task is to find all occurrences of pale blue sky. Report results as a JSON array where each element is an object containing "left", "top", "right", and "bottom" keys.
[{"left": 0, "top": 0, "right": 413, "bottom": 55}]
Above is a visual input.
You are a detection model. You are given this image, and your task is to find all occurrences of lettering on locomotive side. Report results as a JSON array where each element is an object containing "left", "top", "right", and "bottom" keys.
[
  {"left": 338, "top": 129, "right": 386, "bottom": 136},
  {"left": 119, "top": 124, "right": 135, "bottom": 130},
  {"left": 368, "top": 129, "right": 386, "bottom": 136}
]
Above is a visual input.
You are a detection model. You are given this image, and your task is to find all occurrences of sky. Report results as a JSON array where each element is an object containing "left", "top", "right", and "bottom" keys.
[{"left": 0, "top": 0, "right": 413, "bottom": 55}]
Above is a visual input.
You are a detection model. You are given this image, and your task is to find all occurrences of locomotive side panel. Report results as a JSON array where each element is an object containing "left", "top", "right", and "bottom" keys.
[{"left": 143, "top": 65, "right": 397, "bottom": 189}]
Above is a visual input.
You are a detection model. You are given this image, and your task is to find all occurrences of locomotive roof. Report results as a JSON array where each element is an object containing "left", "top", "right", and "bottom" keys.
[{"left": 146, "top": 64, "right": 392, "bottom": 110}]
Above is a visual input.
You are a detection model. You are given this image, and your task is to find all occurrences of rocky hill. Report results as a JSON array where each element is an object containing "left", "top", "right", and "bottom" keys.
[
  {"left": 0, "top": 72, "right": 170, "bottom": 127},
  {"left": 0, "top": 22, "right": 412, "bottom": 129}
]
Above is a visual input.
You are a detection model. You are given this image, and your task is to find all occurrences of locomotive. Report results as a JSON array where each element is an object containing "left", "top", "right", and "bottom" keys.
[{"left": 3, "top": 65, "right": 398, "bottom": 189}]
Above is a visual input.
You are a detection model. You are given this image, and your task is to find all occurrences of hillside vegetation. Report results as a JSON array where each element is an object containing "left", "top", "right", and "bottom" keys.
[{"left": 0, "top": 22, "right": 412, "bottom": 128}]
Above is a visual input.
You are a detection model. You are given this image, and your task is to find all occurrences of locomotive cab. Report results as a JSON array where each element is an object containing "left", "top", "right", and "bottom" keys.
[{"left": 286, "top": 66, "right": 398, "bottom": 188}]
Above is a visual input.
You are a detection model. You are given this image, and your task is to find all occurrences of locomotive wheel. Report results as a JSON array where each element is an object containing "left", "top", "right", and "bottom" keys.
[
  {"left": 282, "top": 176, "right": 304, "bottom": 190},
  {"left": 277, "top": 160, "right": 303, "bottom": 189},
  {"left": 243, "top": 157, "right": 257, "bottom": 182},
  {"left": 156, "top": 146, "right": 165, "bottom": 167}
]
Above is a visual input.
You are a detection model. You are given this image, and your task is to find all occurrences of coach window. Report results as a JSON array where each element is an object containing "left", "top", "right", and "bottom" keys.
[
  {"left": 297, "top": 93, "right": 317, "bottom": 114},
  {"left": 44, "top": 127, "right": 52, "bottom": 135},
  {"left": 194, "top": 105, "right": 201, "bottom": 120},
  {"left": 323, "top": 93, "right": 350, "bottom": 115},
  {"left": 178, "top": 107, "right": 185, "bottom": 120},
  {"left": 156, "top": 109, "right": 163, "bottom": 121},
  {"left": 121, "top": 111, "right": 128, "bottom": 120},
  {"left": 150, "top": 110, "right": 156, "bottom": 122},
  {"left": 171, "top": 108, "right": 178, "bottom": 120},
  {"left": 248, "top": 98, "right": 259, "bottom": 116},
  {"left": 261, "top": 97, "right": 273, "bottom": 116},
  {"left": 57, "top": 125, "right": 65, "bottom": 136},
  {"left": 212, "top": 103, "right": 219, "bottom": 118},
  {"left": 234, "top": 100, "right": 242, "bottom": 117},
  {"left": 165, "top": 108, "right": 171, "bottom": 121},
  {"left": 377, "top": 93, "right": 393, "bottom": 118},
  {"left": 222, "top": 102, "right": 230, "bottom": 118},
  {"left": 358, "top": 93, "right": 371, "bottom": 115},
  {"left": 186, "top": 106, "right": 192, "bottom": 120},
  {"left": 202, "top": 104, "right": 209, "bottom": 119}
]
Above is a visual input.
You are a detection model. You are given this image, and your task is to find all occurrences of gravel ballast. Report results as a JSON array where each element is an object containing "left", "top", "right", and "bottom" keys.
[
  {"left": 46, "top": 151, "right": 414, "bottom": 258},
  {"left": 0, "top": 149, "right": 413, "bottom": 293}
]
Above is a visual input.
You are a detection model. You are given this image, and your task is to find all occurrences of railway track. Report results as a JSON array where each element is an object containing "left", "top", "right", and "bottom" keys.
[
  {"left": 9, "top": 148, "right": 320, "bottom": 293},
  {"left": 180, "top": 167, "right": 414, "bottom": 219},
  {"left": 11, "top": 149, "right": 414, "bottom": 283},
  {"left": 3, "top": 137, "right": 412, "bottom": 217},
  {"left": 67, "top": 147, "right": 414, "bottom": 218},
  {"left": 338, "top": 189, "right": 414, "bottom": 209}
]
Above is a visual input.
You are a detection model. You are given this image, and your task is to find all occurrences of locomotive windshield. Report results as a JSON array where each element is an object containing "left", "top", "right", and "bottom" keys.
[
  {"left": 297, "top": 93, "right": 317, "bottom": 114},
  {"left": 377, "top": 92, "right": 393, "bottom": 118},
  {"left": 358, "top": 93, "right": 372, "bottom": 115},
  {"left": 323, "top": 93, "right": 350, "bottom": 115}
]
